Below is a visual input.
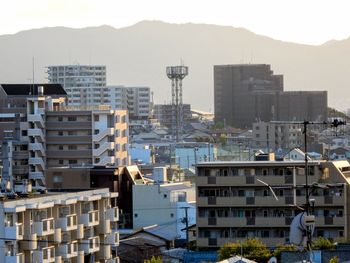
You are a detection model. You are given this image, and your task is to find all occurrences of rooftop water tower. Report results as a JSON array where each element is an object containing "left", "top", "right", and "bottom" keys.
[{"left": 166, "top": 65, "right": 188, "bottom": 142}]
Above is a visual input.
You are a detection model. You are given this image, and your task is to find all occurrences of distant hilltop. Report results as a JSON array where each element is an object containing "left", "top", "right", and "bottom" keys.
[{"left": 0, "top": 20, "right": 349, "bottom": 111}]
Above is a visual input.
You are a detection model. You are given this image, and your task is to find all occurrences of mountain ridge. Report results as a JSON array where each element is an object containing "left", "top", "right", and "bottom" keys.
[{"left": 0, "top": 20, "right": 349, "bottom": 111}]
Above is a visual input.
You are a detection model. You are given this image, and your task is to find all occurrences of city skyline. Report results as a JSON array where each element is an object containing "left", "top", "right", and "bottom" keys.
[{"left": 1, "top": 0, "right": 350, "bottom": 45}]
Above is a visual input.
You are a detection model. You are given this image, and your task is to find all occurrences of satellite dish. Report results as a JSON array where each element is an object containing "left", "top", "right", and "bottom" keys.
[
  {"left": 289, "top": 212, "right": 315, "bottom": 246},
  {"left": 268, "top": 257, "right": 277, "bottom": 263}
]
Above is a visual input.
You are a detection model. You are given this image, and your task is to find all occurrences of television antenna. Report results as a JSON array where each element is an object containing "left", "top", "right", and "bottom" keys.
[{"left": 271, "top": 119, "right": 346, "bottom": 262}]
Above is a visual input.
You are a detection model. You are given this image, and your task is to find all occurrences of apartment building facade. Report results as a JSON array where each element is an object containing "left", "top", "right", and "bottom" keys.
[
  {"left": 47, "top": 65, "right": 151, "bottom": 120},
  {"left": 0, "top": 84, "right": 129, "bottom": 192},
  {"left": 214, "top": 64, "right": 327, "bottom": 128},
  {"left": 252, "top": 121, "right": 303, "bottom": 152},
  {"left": 108, "top": 86, "right": 151, "bottom": 119},
  {"left": 0, "top": 188, "right": 119, "bottom": 263},
  {"left": 47, "top": 65, "right": 107, "bottom": 106},
  {"left": 196, "top": 159, "right": 349, "bottom": 248},
  {"left": 153, "top": 104, "right": 191, "bottom": 130},
  {"left": 133, "top": 182, "right": 196, "bottom": 239},
  {"left": 46, "top": 107, "right": 129, "bottom": 168}
]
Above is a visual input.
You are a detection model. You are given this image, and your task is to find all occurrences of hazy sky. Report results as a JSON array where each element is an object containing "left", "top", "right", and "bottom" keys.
[{"left": 1, "top": 0, "right": 350, "bottom": 45}]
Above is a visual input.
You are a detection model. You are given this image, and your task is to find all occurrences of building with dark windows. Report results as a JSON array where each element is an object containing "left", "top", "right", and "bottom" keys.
[{"left": 214, "top": 64, "right": 327, "bottom": 128}]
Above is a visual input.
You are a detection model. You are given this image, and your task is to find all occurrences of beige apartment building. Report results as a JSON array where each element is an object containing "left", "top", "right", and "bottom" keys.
[
  {"left": 0, "top": 188, "right": 119, "bottom": 263},
  {"left": 0, "top": 84, "right": 129, "bottom": 192},
  {"left": 196, "top": 158, "right": 350, "bottom": 248},
  {"left": 46, "top": 107, "right": 129, "bottom": 168}
]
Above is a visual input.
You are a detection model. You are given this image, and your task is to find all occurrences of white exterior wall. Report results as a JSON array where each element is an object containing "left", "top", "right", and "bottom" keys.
[
  {"left": 0, "top": 188, "right": 119, "bottom": 263},
  {"left": 133, "top": 183, "right": 196, "bottom": 239}
]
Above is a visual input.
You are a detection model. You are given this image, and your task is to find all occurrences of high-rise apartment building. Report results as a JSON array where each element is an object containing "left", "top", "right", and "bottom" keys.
[
  {"left": 214, "top": 64, "right": 327, "bottom": 128},
  {"left": 196, "top": 158, "right": 348, "bottom": 248},
  {"left": 47, "top": 65, "right": 151, "bottom": 119},
  {"left": 0, "top": 84, "right": 129, "bottom": 192},
  {"left": 108, "top": 86, "right": 151, "bottom": 119},
  {"left": 0, "top": 188, "right": 119, "bottom": 263},
  {"left": 47, "top": 65, "right": 107, "bottom": 106}
]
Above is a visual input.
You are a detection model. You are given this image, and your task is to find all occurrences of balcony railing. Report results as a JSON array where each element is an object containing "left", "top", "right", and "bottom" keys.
[
  {"left": 79, "top": 236, "right": 100, "bottom": 254},
  {"left": 33, "top": 218, "right": 55, "bottom": 236},
  {"left": 105, "top": 207, "right": 119, "bottom": 222},
  {"left": 5, "top": 252, "right": 24, "bottom": 263},
  {"left": 32, "top": 246, "right": 55, "bottom": 263},
  {"left": 56, "top": 214, "right": 77, "bottom": 231},
  {"left": 57, "top": 241, "right": 78, "bottom": 259},
  {"left": 79, "top": 210, "right": 99, "bottom": 227},
  {"left": 5, "top": 222, "right": 24, "bottom": 240}
]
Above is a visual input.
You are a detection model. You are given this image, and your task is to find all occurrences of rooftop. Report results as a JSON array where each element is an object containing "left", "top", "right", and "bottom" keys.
[{"left": 1, "top": 84, "right": 67, "bottom": 96}]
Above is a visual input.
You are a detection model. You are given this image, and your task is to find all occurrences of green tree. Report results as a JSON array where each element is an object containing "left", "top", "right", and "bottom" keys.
[
  {"left": 218, "top": 238, "right": 271, "bottom": 262},
  {"left": 144, "top": 256, "right": 162, "bottom": 263},
  {"left": 329, "top": 256, "right": 339, "bottom": 263},
  {"left": 312, "top": 237, "right": 335, "bottom": 250},
  {"left": 273, "top": 244, "right": 297, "bottom": 261}
]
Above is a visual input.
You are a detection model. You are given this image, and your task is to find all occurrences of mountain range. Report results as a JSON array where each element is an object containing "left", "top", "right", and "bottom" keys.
[{"left": 0, "top": 20, "right": 349, "bottom": 111}]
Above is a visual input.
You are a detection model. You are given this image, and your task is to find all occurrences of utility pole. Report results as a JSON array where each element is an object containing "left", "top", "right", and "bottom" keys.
[
  {"left": 181, "top": 207, "right": 190, "bottom": 250},
  {"left": 272, "top": 119, "right": 346, "bottom": 262}
]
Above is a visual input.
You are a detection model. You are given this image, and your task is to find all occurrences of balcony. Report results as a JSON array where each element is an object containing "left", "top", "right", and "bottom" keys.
[
  {"left": 95, "top": 156, "right": 116, "bottom": 166},
  {"left": 93, "top": 128, "right": 114, "bottom": 142},
  {"left": 29, "top": 143, "right": 46, "bottom": 156},
  {"left": 33, "top": 218, "right": 55, "bottom": 236},
  {"left": 28, "top": 157, "right": 45, "bottom": 171},
  {"left": 28, "top": 128, "right": 45, "bottom": 142},
  {"left": 93, "top": 142, "right": 115, "bottom": 156},
  {"left": 56, "top": 214, "right": 78, "bottom": 231},
  {"left": 106, "top": 231, "right": 120, "bottom": 246},
  {"left": 5, "top": 222, "right": 24, "bottom": 240},
  {"left": 57, "top": 241, "right": 78, "bottom": 259},
  {"left": 20, "top": 233, "right": 37, "bottom": 250},
  {"left": 79, "top": 236, "right": 100, "bottom": 254},
  {"left": 32, "top": 246, "right": 55, "bottom": 263},
  {"left": 29, "top": 171, "right": 45, "bottom": 181},
  {"left": 105, "top": 207, "right": 119, "bottom": 222},
  {"left": 46, "top": 121, "right": 91, "bottom": 130},
  {"left": 5, "top": 252, "right": 24, "bottom": 263},
  {"left": 27, "top": 114, "right": 44, "bottom": 128},
  {"left": 79, "top": 210, "right": 99, "bottom": 227},
  {"left": 97, "top": 219, "right": 111, "bottom": 234}
]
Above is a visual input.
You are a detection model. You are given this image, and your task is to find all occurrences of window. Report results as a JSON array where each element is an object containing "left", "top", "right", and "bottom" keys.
[
  {"left": 68, "top": 145, "right": 77, "bottom": 150},
  {"left": 94, "top": 129, "right": 99, "bottom": 135},
  {"left": 170, "top": 213, "right": 174, "bottom": 218},
  {"left": 69, "top": 160, "right": 78, "bottom": 164},
  {"left": 58, "top": 160, "right": 64, "bottom": 165},
  {"left": 58, "top": 116, "right": 63, "bottom": 122},
  {"left": 59, "top": 145, "right": 64, "bottom": 150},
  {"left": 68, "top": 116, "right": 77, "bottom": 121},
  {"left": 94, "top": 115, "right": 99, "bottom": 121},
  {"left": 58, "top": 131, "right": 63, "bottom": 136},
  {"left": 68, "top": 131, "right": 76, "bottom": 136},
  {"left": 134, "top": 213, "right": 138, "bottom": 218},
  {"left": 22, "top": 130, "right": 28, "bottom": 136},
  {"left": 163, "top": 194, "right": 167, "bottom": 198}
]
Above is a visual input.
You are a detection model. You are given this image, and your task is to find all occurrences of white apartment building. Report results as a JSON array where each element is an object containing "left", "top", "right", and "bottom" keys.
[
  {"left": 47, "top": 65, "right": 151, "bottom": 119},
  {"left": 133, "top": 182, "right": 196, "bottom": 240},
  {"left": 106, "top": 86, "right": 151, "bottom": 119},
  {"left": 0, "top": 188, "right": 119, "bottom": 263},
  {"left": 47, "top": 65, "right": 107, "bottom": 106}
]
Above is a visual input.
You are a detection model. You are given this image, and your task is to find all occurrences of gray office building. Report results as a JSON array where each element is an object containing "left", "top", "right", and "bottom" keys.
[{"left": 214, "top": 64, "right": 327, "bottom": 128}]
